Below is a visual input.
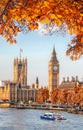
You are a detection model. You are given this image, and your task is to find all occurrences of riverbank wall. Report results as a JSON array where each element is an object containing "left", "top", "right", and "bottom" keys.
[
  {"left": 0, "top": 103, "right": 83, "bottom": 115},
  {"left": 10, "top": 104, "right": 83, "bottom": 115},
  {"left": 0, "top": 103, "right": 10, "bottom": 108}
]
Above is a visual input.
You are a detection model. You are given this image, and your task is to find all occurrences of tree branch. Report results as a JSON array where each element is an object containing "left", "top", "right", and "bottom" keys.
[{"left": 0, "top": 0, "right": 12, "bottom": 20}]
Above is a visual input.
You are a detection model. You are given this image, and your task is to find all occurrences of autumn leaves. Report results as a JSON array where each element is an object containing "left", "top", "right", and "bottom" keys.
[
  {"left": 37, "top": 86, "right": 83, "bottom": 107},
  {"left": 0, "top": 0, "right": 83, "bottom": 59}
]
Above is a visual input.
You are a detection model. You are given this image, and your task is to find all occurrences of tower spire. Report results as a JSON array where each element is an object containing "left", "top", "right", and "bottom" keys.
[
  {"left": 53, "top": 44, "right": 55, "bottom": 53},
  {"left": 52, "top": 45, "right": 56, "bottom": 56},
  {"left": 20, "top": 48, "right": 23, "bottom": 60},
  {"left": 35, "top": 77, "right": 39, "bottom": 88}
]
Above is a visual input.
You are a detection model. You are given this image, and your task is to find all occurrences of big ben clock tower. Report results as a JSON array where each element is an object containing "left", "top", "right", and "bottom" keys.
[{"left": 48, "top": 47, "right": 59, "bottom": 97}]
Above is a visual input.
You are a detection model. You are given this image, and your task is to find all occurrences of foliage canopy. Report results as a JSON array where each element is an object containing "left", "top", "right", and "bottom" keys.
[{"left": 0, "top": 0, "right": 83, "bottom": 59}]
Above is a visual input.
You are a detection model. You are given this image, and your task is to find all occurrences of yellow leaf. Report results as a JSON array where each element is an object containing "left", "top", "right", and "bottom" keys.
[
  {"left": 81, "top": 37, "right": 83, "bottom": 44},
  {"left": 45, "top": 17, "right": 50, "bottom": 24},
  {"left": 40, "top": 19, "right": 45, "bottom": 24},
  {"left": 40, "top": 17, "right": 50, "bottom": 24},
  {"left": 44, "top": 1, "right": 49, "bottom": 6},
  {"left": 81, "top": 27, "right": 83, "bottom": 32},
  {"left": 69, "top": 29, "right": 73, "bottom": 35},
  {"left": 26, "top": 16, "right": 31, "bottom": 22},
  {"left": 57, "top": 15, "right": 62, "bottom": 18},
  {"left": 51, "top": 14, "right": 57, "bottom": 19},
  {"left": 57, "top": 20, "right": 62, "bottom": 26},
  {"left": 73, "top": 29, "right": 78, "bottom": 35},
  {"left": 15, "top": 16, "right": 21, "bottom": 20},
  {"left": 73, "top": 26, "right": 78, "bottom": 35},
  {"left": 80, "top": 13, "right": 83, "bottom": 17}
]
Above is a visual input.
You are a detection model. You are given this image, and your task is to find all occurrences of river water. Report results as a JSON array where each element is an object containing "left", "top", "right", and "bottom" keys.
[{"left": 0, "top": 108, "right": 83, "bottom": 130}]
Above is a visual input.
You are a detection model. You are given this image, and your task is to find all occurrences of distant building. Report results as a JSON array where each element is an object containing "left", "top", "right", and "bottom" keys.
[
  {"left": 59, "top": 76, "right": 83, "bottom": 91},
  {"left": 14, "top": 57, "right": 27, "bottom": 85},
  {"left": 10, "top": 82, "right": 38, "bottom": 103},
  {"left": 48, "top": 47, "right": 59, "bottom": 100},
  {"left": 0, "top": 80, "right": 4, "bottom": 86},
  {"left": 48, "top": 47, "right": 83, "bottom": 102},
  {"left": 0, "top": 48, "right": 83, "bottom": 104},
  {"left": 0, "top": 80, "right": 10, "bottom": 101},
  {"left": 10, "top": 57, "right": 39, "bottom": 103},
  {"left": 0, "top": 56, "right": 39, "bottom": 103}
]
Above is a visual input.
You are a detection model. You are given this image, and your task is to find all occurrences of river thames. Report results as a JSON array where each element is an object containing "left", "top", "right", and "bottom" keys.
[{"left": 0, "top": 108, "right": 83, "bottom": 130}]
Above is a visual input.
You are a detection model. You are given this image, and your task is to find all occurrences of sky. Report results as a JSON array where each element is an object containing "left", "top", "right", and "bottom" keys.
[{"left": 0, "top": 28, "right": 83, "bottom": 87}]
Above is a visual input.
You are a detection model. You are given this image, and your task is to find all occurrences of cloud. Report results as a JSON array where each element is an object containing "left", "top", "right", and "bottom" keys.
[{"left": 38, "top": 23, "right": 68, "bottom": 36}]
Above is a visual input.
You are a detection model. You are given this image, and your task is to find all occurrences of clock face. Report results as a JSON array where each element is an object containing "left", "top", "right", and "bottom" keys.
[{"left": 53, "top": 66, "right": 58, "bottom": 71}]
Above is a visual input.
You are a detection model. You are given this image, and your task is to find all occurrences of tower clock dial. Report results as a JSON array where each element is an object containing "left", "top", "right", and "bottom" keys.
[{"left": 53, "top": 65, "right": 58, "bottom": 71}]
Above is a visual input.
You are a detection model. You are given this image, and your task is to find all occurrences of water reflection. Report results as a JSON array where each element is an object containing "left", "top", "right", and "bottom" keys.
[{"left": 0, "top": 108, "right": 83, "bottom": 130}]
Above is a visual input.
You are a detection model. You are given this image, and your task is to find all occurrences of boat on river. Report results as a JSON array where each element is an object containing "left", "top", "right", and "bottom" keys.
[
  {"left": 40, "top": 112, "right": 66, "bottom": 121},
  {"left": 56, "top": 114, "right": 66, "bottom": 120},
  {"left": 40, "top": 112, "right": 56, "bottom": 120}
]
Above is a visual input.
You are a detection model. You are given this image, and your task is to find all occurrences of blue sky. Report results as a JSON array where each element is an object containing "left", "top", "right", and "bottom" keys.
[{"left": 0, "top": 30, "right": 83, "bottom": 87}]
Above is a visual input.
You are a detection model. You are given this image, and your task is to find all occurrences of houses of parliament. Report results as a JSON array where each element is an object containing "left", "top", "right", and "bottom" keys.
[{"left": 0, "top": 47, "right": 83, "bottom": 103}]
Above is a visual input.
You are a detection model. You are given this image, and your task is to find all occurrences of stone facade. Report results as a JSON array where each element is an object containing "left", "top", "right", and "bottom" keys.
[
  {"left": 48, "top": 47, "right": 59, "bottom": 93},
  {"left": 0, "top": 56, "right": 39, "bottom": 103},
  {"left": 11, "top": 56, "right": 39, "bottom": 103},
  {"left": 10, "top": 82, "right": 38, "bottom": 103},
  {"left": 59, "top": 76, "right": 83, "bottom": 91},
  {"left": 14, "top": 58, "right": 27, "bottom": 85},
  {"left": 0, "top": 80, "right": 10, "bottom": 101}
]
